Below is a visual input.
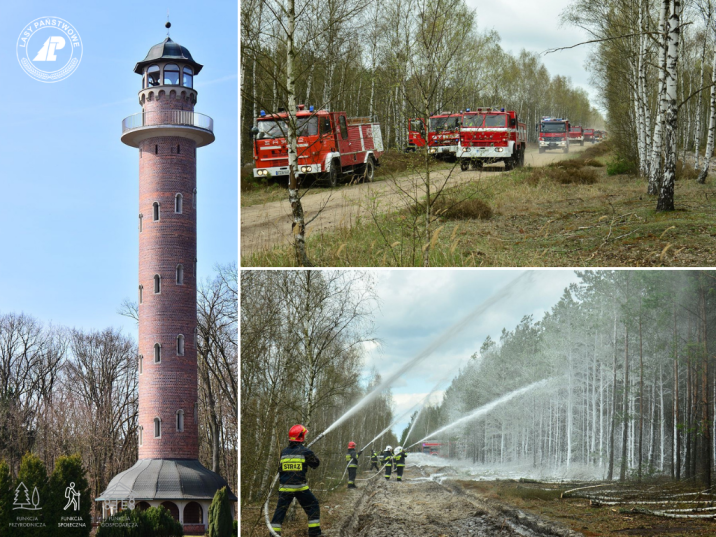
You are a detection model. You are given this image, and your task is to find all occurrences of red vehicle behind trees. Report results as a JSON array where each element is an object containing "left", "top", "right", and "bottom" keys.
[
  {"left": 428, "top": 112, "right": 461, "bottom": 159},
  {"left": 458, "top": 108, "right": 526, "bottom": 171},
  {"left": 569, "top": 125, "right": 584, "bottom": 146},
  {"left": 407, "top": 118, "right": 427, "bottom": 151},
  {"left": 539, "top": 117, "right": 571, "bottom": 153},
  {"left": 252, "top": 105, "right": 384, "bottom": 187},
  {"left": 584, "top": 128, "right": 595, "bottom": 143}
]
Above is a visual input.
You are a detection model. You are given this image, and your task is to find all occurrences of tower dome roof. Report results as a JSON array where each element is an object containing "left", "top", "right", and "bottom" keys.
[
  {"left": 134, "top": 37, "right": 203, "bottom": 74},
  {"left": 96, "top": 459, "right": 236, "bottom": 501}
]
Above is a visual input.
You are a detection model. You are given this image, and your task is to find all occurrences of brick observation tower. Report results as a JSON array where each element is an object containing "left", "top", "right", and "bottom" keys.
[{"left": 97, "top": 27, "right": 235, "bottom": 533}]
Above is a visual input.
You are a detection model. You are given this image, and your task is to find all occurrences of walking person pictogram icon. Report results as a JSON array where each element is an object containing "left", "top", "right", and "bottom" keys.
[{"left": 64, "top": 482, "right": 80, "bottom": 511}]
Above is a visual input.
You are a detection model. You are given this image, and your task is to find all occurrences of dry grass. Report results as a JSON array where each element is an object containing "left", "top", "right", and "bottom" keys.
[
  {"left": 431, "top": 194, "right": 494, "bottom": 220},
  {"left": 676, "top": 159, "right": 699, "bottom": 180}
]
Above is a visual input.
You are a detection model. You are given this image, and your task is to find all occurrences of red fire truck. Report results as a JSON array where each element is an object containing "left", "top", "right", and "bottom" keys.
[
  {"left": 569, "top": 125, "right": 584, "bottom": 146},
  {"left": 428, "top": 112, "right": 461, "bottom": 159},
  {"left": 252, "top": 105, "right": 384, "bottom": 187},
  {"left": 538, "top": 117, "right": 571, "bottom": 153},
  {"left": 458, "top": 107, "right": 526, "bottom": 171},
  {"left": 422, "top": 442, "right": 442, "bottom": 456},
  {"left": 584, "top": 128, "right": 595, "bottom": 143},
  {"left": 407, "top": 118, "right": 427, "bottom": 151}
]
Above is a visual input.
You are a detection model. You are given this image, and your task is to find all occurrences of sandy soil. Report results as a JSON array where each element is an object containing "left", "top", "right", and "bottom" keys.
[
  {"left": 326, "top": 463, "right": 584, "bottom": 537},
  {"left": 241, "top": 145, "right": 590, "bottom": 256}
]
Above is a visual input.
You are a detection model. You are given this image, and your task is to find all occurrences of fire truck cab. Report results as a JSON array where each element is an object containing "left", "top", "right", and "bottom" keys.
[
  {"left": 458, "top": 107, "right": 526, "bottom": 171},
  {"left": 584, "top": 128, "right": 595, "bottom": 143},
  {"left": 252, "top": 105, "right": 384, "bottom": 187},
  {"left": 428, "top": 112, "right": 461, "bottom": 160},
  {"left": 539, "top": 117, "right": 571, "bottom": 154},
  {"left": 407, "top": 118, "right": 427, "bottom": 151}
]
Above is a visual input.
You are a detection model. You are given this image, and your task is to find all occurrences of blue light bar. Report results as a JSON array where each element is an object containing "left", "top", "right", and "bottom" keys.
[
  {"left": 260, "top": 110, "right": 266, "bottom": 117},
  {"left": 309, "top": 105, "right": 314, "bottom": 112}
]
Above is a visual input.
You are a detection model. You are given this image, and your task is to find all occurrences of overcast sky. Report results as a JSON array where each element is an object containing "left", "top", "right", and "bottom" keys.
[
  {"left": 360, "top": 269, "right": 582, "bottom": 439},
  {"left": 468, "top": 0, "right": 601, "bottom": 112}
]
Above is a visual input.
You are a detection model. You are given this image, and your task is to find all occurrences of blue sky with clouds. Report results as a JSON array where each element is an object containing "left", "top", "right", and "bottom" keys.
[
  {"left": 0, "top": 1, "right": 237, "bottom": 336},
  {"left": 361, "top": 270, "right": 582, "bottom": 437}
]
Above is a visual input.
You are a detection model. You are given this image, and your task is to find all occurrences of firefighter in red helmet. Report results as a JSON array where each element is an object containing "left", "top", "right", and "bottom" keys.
[
  {"left": 345, "top": 441, "right": 362, "bottom": 489},
  {"left": 270, "top": 425, "right": 321, "bottom": 536}
]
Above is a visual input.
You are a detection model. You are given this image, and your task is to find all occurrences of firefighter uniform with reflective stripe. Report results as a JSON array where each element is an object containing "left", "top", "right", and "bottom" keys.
[
  {"left": 383, "top": 450, "right": 393, "bottom": 480},
  {"left": 394, "top": 451, "right": 407, "bottom": 481},
  {"left": 346, "top": 448, "right": 359, "bottom": 488},
  {"left": 271, "top": 442, "right": 321, "bottom": 536},
  {"left": 370, "top": 451, "right": 379, "bottom": 471}
]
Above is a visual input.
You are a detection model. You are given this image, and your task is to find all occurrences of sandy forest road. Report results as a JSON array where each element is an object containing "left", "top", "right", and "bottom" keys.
[
  {"left": 241, "top": 145, "right": 590, "bottom": 256},
  {"left": 327, "top": 463, "right": 582, "bottom": 537}
]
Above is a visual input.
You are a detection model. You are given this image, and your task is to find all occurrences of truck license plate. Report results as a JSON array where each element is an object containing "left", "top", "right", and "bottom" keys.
[{"left": 274, "top": 169, "right": 288, "bottom": 176}]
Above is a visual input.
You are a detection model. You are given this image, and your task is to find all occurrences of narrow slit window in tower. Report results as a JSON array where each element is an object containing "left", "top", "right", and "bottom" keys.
[
  {"left": 153, "top": 203, "right": 160, "bottom": 221},
  {"left": 139, "top": 355, "right": 143, "bottom": 374},
  {"left": 176, "top": 410, "right": 184, "bottom": 432},
  {"left": 155, "top": 144, "right": 158, "bottom": 155},
  {"left": 177, "top": 144, "right": 181, "bottom": 154},
  {"left": 154, "top": 274, "right": 161, "bottom": 294},
  {"left": 177, "top": 334, "right": 185, "bottom": 356},
  {"left": 140, "top": 148, "right": 143, "bottom": 158},
  {"left": 154, "top": 418, "right": 161, "bottom": 438},
  {"left": 192, "top": 188, "right": 197, "bottom": 208},
  {"left": 154, "top": 343, "right": 161, "bottom": 363},
  {"left": 175, "top": 193, "right": 183, "bottom": 214},
  {"left": 176, "top": 264, "right": 184, "bottom": 284},
  {"left": 139, "top": 285, "right": 143, "bottom": 304},
  {"left": 138, "top": 426, "right": 143, "bottom": 446},
  {"left": 139, "top": 213, "right": 143, "bottom": 232}
]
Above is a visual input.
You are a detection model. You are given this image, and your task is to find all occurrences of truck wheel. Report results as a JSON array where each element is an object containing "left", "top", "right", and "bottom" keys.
[
  {"left": 539, "top": 147, "right": 545, "bottom": 154},
  {"left": 329, "top": 162, "right": 340, "bottom": 187},
  {"left": 517, "top": 149, "right": 525, "bottom": 168},
  {"left": 471, "top": 160, "right": 483, "bottom": 170},
  {"left": 364, "top": 157, "right": 375, "bottom": 182},
  {"left": 564, "top": 145, "right": 569, "bottom": 154},
  {"left": 504, "top": 157, "right": 514, "bottom": 171},
  {"left": 460, "top": 160, "right": 469, "bottom": 171}
]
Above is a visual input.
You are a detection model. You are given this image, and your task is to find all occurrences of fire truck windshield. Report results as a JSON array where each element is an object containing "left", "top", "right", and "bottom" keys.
[
  {"left": 257, "top": 117, "right": 318, "bottom": 139},
  {"left": 484, "top": 114, "right": 507, "bottom": 127},
  {"left": 430, "top": 117, "right": 459, "bottom": 131},
  {"left": 410, "top": 119, "right": 425, "bottom": 132},
  {"left": 570, "top": 127, "right": 581, "bottom": 132},
  {"left": 541, "top": 123, "right": 566, "bottom": 133},
  {"left": 462, "top": 114, "right": 485, "bottom": 127}
]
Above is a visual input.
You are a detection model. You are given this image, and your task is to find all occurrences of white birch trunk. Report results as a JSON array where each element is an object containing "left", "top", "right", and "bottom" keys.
[
  {"left": 649, "top": 0, "right": 671, "bottom": 194},
  {"left": 657, "top": 0, "right": 680, "bottom": 211},
  {"left": 697, "top": 22, "right": 716, "bottom": 184},
  {"left": 694, "top": 42, "right": 706, "bottom": 171}
]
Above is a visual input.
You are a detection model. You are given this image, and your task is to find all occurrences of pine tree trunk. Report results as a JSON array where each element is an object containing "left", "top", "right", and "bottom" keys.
[
  {"left": 608, "top": 310, "right": 618, "bottom": 480},
  {"left": 620, "top": 320, "right": 630, "bottom": 481}
]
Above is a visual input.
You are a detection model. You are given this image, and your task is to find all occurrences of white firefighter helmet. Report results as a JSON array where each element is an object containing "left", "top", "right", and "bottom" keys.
[
  {"left": 385, "top": 445, "right": 393, "bottom": 451},
  {"left": 395, "top": 446, "right": 403, "bottom": 454}
]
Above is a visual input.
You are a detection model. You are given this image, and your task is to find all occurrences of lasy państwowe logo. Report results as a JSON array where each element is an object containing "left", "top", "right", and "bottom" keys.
[{"left": 16, "top": 17, "right": 83, "bottom": 83}]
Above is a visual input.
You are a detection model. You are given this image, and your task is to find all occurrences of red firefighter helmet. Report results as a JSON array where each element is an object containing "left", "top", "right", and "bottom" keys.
[
  {"left": 348, "top": 441, "right": 356, "bottom": 449},
  {"left": 289, "top": 424, "right": 307, "bottom": 442}
]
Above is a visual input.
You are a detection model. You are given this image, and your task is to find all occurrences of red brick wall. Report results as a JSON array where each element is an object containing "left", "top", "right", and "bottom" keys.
[{"left": 137, "top": 130, "right": 199, "bottom": 460}]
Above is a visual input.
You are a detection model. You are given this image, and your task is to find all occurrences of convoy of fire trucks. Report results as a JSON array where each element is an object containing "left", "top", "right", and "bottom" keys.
[{"left": 251, "top": 105, "right": 600, "bottom": 185}]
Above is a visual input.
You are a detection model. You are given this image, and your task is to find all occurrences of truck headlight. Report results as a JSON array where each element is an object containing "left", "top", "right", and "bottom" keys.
[{"left": 496, "top": 148, "right": 503, "bottom": 152}]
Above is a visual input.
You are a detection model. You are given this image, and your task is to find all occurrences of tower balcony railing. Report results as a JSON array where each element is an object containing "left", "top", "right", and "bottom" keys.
[{"left": 122, "top": 110, "right": 214, "bottom": 134}]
